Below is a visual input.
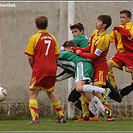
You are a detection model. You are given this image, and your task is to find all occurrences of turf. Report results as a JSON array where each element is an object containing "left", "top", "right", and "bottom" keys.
[{"left": 0, "top": 117, "right": 132, "bottom": 131}]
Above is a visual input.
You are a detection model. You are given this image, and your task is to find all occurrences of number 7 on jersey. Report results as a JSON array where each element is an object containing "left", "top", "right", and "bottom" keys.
[{"left": 44, "top": 40, "right": 51, "bottom": 55}]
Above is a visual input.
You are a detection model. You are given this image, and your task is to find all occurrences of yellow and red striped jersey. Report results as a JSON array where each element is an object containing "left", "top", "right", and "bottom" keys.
[
  {"left": 25, "top": 29, "right": 59, "bottom": 76},
  {"left": 110, "top": 22, "right": 133, "bottom": 52},
  {"left": 90, "top": 30, "right": 110, "bottom": 58}
]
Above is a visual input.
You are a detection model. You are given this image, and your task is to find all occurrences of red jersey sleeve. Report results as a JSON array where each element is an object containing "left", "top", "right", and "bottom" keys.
[
  {"left": 114, "top": 26, "right": 131, "bottom": 37},
  {"left": 72, "top": 45, "right": 90, "bottom": 53},
  {"left": 77, "top": 51, "right": 99, "bottom": 60}
]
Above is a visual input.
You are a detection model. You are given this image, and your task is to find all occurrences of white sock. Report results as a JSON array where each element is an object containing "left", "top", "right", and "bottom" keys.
[
  {"left": 89, "top": 102, "right": 98, "bottom": 116},
  {"left": 91, "top": 96, "right": 105, "bottom": 113},
  {"left": 83, "top": 85, "right": 105, "bottom": 93}
]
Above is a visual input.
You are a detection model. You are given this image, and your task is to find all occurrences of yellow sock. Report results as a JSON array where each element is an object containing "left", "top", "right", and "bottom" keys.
[
  {"left": 52, "top": 101, "right": 64, "bottom": 119},
  {"left": 81, "top": 94, "right": 89, "bottom": 119},
  {"left": 108, "top": 69, "right": 118, "bottom": 89},
  {"left": 29, "top": 99, "right": 39, "bottom": 121},
  {"left": 103, "top": 101, "right": 112, "bottom": 117}
]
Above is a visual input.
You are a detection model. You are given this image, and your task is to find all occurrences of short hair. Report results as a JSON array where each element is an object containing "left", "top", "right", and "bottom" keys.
[
  {"left": 97, "top": 15, "right": 112, "bottom": 30},
  {"left": 63, "top": 40, "right": 76, "bottom": 48},
  {"left": 70, "top": 23, "right": 84, "bottom": 31},
  {"left": 35, "top": 16, "right": 48, "bottom": 29},
  {"left": 120, "top": 9, "right": 132, "bottom": 18}
]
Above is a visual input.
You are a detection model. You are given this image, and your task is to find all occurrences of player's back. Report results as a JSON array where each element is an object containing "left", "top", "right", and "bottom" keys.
[{"left": 33, "top": 32, "right": 59, "bottom": 76}]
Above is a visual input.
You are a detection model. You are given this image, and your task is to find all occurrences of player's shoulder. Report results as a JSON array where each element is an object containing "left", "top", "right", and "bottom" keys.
[
  {"left": 92, "top": 30, "right": 98, "bottom": 34},
  {"left": 104, "top": 33, "right": 110, "bottom": 40},
  {"left": 48, "top": 33, "right": 58, "bottom": 43},
  {"left": 29, "top": 33, "right": 40, "bottom": 40}
]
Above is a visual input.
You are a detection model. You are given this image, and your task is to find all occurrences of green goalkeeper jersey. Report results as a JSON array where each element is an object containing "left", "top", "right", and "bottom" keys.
[
  {"left": 59, "top": 51, "right": 94, "bottom": 83},
  {"left": 60, "top": 51, "right": 89, "bottom": 65},
  {"left": 73, "top": 34, "right": 89, "bottom": 48}
]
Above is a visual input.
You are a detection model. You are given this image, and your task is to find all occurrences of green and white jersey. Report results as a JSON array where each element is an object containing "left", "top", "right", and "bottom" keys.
[
  {"left": 60, "top": 51, "right": 88, "bottom": 65},
  {"left": 57, "top": 59, "right": 75, "bottom": 73},
  {"left": 59, "top": 51, "right": 94, "bottom": 84},
  {"left": 73, "top": 34, "right": 89, "bottom": 48}
]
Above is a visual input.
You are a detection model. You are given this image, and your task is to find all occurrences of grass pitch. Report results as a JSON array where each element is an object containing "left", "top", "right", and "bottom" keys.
[{"left": 0, "top": 117, "right": 132, "bottom": 131}]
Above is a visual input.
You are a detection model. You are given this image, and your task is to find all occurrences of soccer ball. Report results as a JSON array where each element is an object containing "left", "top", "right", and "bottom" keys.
[{"left": 0, "top": 87, "right": 7, "bottom": 102}]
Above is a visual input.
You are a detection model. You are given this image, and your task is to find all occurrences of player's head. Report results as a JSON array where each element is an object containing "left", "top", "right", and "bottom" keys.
[
  {"left": 70, "top": 23, "right": 84, "bottom": 38},
  {"left": 35, "top": 16, "right": 48, "bottom": 29},
  {"left": 63, "top": 40, "right": 76, "bottom": 52},
  {"left": 119, "top": 10, "right": 131, "bottom": 25},
  {"left": 96, "top": 15, "right": 112, "bottom": 30}
]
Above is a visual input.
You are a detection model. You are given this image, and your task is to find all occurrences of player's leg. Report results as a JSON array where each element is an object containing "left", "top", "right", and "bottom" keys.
[
  {"left": 68, "top": 88, "right": 97, "bottom": 122},
  {"left": 45, "top": 77, "right": 66, "bottom": 123},
  {"left": 68, "top": 88, "right": 82, "bottom": 110},
  {"left": 46, "top": 90, "right": 66, "bottom": 123},
  {"left": 118, "top": 52, "right": 133, "bottom": 99},
  {"left": 75, "top": 62, "right": 105, "bottom": 93},
  {"left": 27, "top": 89, "right": 40, "bottom": 124},
  {"left": 107, "top": 67, "right": 118, "bottom": 89},
  {"left": 103, "top": 80, "right": 122, "bottom": 102},
  {"left": 75, "top": 80, "right": 110, "bottom": 121},
  {"left": 27, "top": 76, "right": 42, "bottom": 124},
  {"left": 73, "top": 92, "right": 90, "bottom": 122},
  {"left": 119, "top": 83, "right": 133, "bottom": 98},
  {"left": 108, "top": 59, "right": 119, "bottom": 90},
  {"left": 89, "top": 102, "right": 100, "bottom": 121},
  {"left": 93, "top": 63, "right": 114, "bottom": 121},
  {"left": 118, "top": 70, "right": 133, "bottom": 98},
  {"left": 108, "top": 52, "right": 124, "bottom": 90},
  {"left": 85, "top": 92, "right": 110, "bottom": 121}
]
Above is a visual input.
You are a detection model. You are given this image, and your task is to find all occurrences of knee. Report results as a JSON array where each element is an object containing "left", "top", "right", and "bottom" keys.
[
  {"left": 75, "top": 86, "right": 81, "bottom": 92},
  {"left": 68, "top": 93, "right": 79, "bottom": 102},
  {"left": 68, "top": 89, "right": 81, "bottom": 102}
]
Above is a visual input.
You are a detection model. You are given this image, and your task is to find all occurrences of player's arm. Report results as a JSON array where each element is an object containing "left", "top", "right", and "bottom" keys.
[
  {"left": 71, "top": 45, "right": 90, "bottom": 53},
  {"left": 114, "top": 26, "right": 133, "bottom": 38},
  {"left": 56, "top": 70, "right": 74, "bottom": 82},
  {"left": 24, "top": 36, "right": 36, "bottom": 69},
  {"left": 109, "top": 31, "right": 115, "bottom": 43},
  {"left": 28, "top": 56, "right": 34, "bottom": 68},
  {"left": 53, "top": 35, "right": 60, "bottom": 61},
  {"left": 76, "top": 49, "right": 99, "bottom": 60},
  {"left": 55, "top": 54, "right": 60, "bottom": 61},
  {"left": 76, "top": 36, "right": 109, "bottom": 60}
]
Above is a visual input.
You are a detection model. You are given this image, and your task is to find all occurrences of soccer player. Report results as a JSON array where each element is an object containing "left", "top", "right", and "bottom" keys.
[
  {"left": 108, "top": 9, "right": 133, "bottom": 99},
  {"left": 57, "top": 56, "right": 133, "bottom": 103},
  {"left": 70, "top": 22, "right": 89, "bottom": 48},
  {"left": 24, "top": 16, "right": 66, "bottom": 124},
  {"left": 59, "top": 40, "right": 111, "bottom": 121},
  {"left": 58, "top": 23, "right": 98, "bottom": 121},
  {"left": 71, "top": 15, "right": 114, "bottom": 121}
]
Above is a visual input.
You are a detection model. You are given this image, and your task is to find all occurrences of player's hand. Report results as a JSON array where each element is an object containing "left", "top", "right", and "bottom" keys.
[
  {"left": 71, "top": 47, "right": 77, "bottom": 53},
  {"left": 88, "top": 37, "right": 91, "bottom": 43},
  {"left": 76, "top": 50, "right": 81, "bottom": 54},
  {"left": 70, "top": 20, "right": 77, "bottom": 27},
  {"left": 113, "top": 26, "right": 120, "bottom": 31}
]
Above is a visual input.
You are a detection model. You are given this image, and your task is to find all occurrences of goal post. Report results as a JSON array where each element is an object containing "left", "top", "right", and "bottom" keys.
[
  {"left": 58, "top": 1, "right": 76, "bottom": 119},
  {"left": 67, "top": 1, "right": 75, "bottom": 119}
]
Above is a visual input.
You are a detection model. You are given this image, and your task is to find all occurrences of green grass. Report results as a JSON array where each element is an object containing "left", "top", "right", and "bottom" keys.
[{"left": 0, "top": 117, "right": 133, "bottom": 131}]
